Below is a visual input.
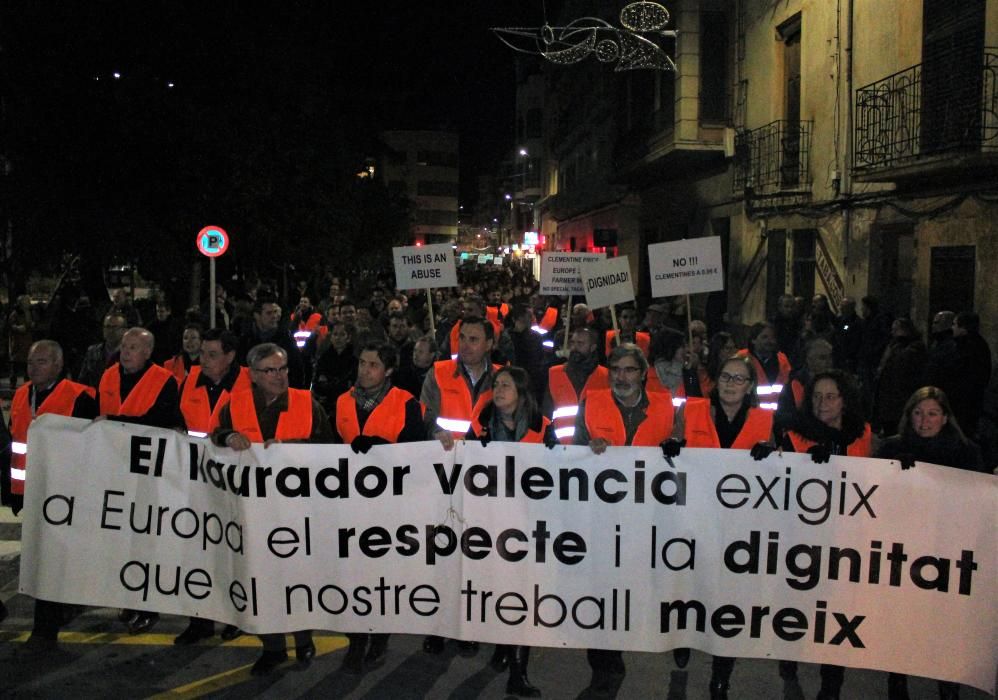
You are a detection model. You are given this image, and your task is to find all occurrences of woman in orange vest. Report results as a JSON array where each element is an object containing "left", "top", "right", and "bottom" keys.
[
  {"left": 737, "top": 322, "right": 792, "bottom": 410},
  {"left": 775, "top": 369, "right": 872, "bottom": 699},
  {"left": 672, "top": 355, "right": 774, "bottom": 698},
  {"left": 461, "top": 365, "right": 553, "bottom": 698},
  {"left": 163, "top": 323, "right": 202, "bottom": 384}
]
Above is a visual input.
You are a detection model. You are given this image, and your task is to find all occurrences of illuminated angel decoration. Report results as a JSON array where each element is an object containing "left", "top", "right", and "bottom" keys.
[{"left": 492, "top": 1, "right": 678, "bottom": 72}]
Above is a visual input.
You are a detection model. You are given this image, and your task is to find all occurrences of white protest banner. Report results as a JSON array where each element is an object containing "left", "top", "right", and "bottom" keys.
[
  {"left": 582, "top": 255, "right": 634, "bottom": 310},
  {"left": 477, "top": 254, "right": 490, "bottom": 265},
  {"left": 648, "top": 236, "right": 725, "bottom": 298},
  {"left": 539, "top": 251, "right": 605, "bottom": 295},
  {"left": 392, "top": 243, "right": 458, "bottom": 290},
  {"left": 493, "top": 256, "right": 504, "bottom": 266},
  {"left": 20, "top": 416, "right": 998, "bottom": 693}
]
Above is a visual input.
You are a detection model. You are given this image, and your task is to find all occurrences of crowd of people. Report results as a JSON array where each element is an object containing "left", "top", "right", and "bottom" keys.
[{"left": 0, "top": 261, "right": 993, "bottom": 699}]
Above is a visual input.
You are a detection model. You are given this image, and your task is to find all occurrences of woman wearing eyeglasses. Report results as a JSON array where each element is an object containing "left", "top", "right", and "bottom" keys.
[
  {"left": 672, "top": 355, "right": 774, "bottom": 699},
  {"left": 777, "top": 369, "right": 871, "bottom": 700}
]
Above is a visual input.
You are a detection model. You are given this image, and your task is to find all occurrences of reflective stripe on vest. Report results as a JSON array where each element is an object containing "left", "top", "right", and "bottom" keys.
[
  {"left": 98, "top": 364, "right": 173, "bottom": 417},
  {"left": 433, "top": 360, "right": 498, "bottom": 438},
  {"left": 187, "top": 430, "right": 208, "bottom": 438},
  {"left": 293, "top": 330, "right": 312, "bottom": 348},
  {"left": 583, "top": 388, "right": 674, "bottom": 446},
  {"left": 548, "top": 365, "right": 609, "bottom": 444},
  {"left": 228, "top": 388, "right": 313, "bottom": 443},
  {"left": 10, "top": 379, "right": 94, "bottom": 495}
]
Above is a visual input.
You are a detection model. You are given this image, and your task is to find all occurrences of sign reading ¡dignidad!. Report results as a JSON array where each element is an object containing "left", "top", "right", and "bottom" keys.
[
  {"left": 648, "top": 237, "right": 724, "bottom": 297},
  {"left": 392, "top": 244, "right": 458, "bottom": 290},
  {"left": 582, "top": 255, "right": 634, "bottom": 309},
  {"left": 539, "top": 251, "right": 606, "bottom": 295}
]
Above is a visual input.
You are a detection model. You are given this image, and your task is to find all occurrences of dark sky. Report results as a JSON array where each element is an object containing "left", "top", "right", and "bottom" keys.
[{"left": 3, "top": 1, "right": 554, "bottom": 203}]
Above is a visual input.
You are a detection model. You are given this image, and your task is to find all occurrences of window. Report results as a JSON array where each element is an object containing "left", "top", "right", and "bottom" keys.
[
  {"left": 699, "top": 11, "right": 729, "bottom": 122},
  {"left": 415, "top": 150, "right": 458, "bottom": 168}
]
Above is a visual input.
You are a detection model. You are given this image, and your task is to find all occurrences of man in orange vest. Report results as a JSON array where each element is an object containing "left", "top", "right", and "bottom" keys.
[
  {"left": 6, "top": 340, "right": 97, "bottom": 653},
  {"left": 604, "top": 304, "right": 651, "bottom": 358},
  {"left": 173, "top": 328, "right": 250, "bottom": 646},
  {"left": 98, "top": 328, "right": 183, "bottom": 430},
  {"left": 544, "top": 327, "right": 608, "bottom": 444},
  {"left": 334, "top": 342, "right": 422, "bottom": 673},
  {"left": 420, "top": 317, "right": 499, "bottom": 656},
  {"left": 212, "top": 342, "right": 334, "bottom": 676},
  {"left": 97, "top": 327, "right": 184, "bottom": 635},
  {"left": 574, "top": 342, "right": 681, "bottom": 694},
  {"left": 422, "top": 316, "right": 501, "bottom": 449}
]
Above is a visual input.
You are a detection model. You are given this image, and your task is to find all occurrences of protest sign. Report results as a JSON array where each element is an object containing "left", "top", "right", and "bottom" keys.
[
  {"left": 20, "top": 416, "right": 998, "bottom": 693},
  {"left": 539, "top": 252, "right": 605, "bottom": 296},
  {"left": 582, "top": 256, "right": 634, "bottom": 310},
  {"left": 392, "top": 244, "right": 458, "bottom": 290},
  {"left": 648, "top": 237, "right": 724, "bottom": 297}
]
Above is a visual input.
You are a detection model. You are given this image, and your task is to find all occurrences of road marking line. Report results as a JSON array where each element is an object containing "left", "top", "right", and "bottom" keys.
[{"left": 147, "top": 635, "right": 349, "bottom": 699}]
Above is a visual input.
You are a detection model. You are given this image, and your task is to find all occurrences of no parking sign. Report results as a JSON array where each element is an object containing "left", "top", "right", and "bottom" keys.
[{"left": 196, "top": 226, "right": 229, "bottom": 257}]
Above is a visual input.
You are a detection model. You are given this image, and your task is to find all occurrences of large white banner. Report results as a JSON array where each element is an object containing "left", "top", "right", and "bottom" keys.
[{"left": 20, "top": 416, "right": 998, "bottom": 693}]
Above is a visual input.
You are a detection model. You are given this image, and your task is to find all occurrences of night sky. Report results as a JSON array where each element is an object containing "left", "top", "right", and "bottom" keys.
[{"left": 3, "top": 1, "right": 556, "bottom": 205}]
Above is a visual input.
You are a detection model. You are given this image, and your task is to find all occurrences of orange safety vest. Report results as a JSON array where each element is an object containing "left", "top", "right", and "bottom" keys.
[
  {"left": 297, "top": 312, "right": 322, "bottom": 332},
  {"left": 450, "top": 319, "right": 503, "bottom": 357},
  {"left": 790, "top": 378, "right": 805, "bottom": 408},
  {"left": 548, "top": 364, "right": 609, "bottom": 444},
  {"left": 433, "top": 359, "right": 501, "bottom": 437},
  {"left": 335, "top": 386, "right": 415, "bottom": 443},
  {"left": 99, "top": 363, "right": 174, "bottom": 417},
  {"left": 469, "top": 410, "right": 551, "bottom": 444},
  {"left": 682, "top": 397, "right": 774, "bottom": 449},
  {"left": 605, "top": 331, "right": 651, "bottom": 358},
  {"left": 583, "top": 388, "right": 674, "bottom": 446},
  {"left": 485, "top": 304, "right": 509, "bottom": 325},
  {"left": 534, "top": 307, "right": 558, "bottom": 332},
  {"left": 180, "top": 366, "right": 252, "bottom": 436},
  {"left": 786, "top": 423, "right": 873, "bottom": 458},
  {"left": 163, "top": 354, "right": 190, "bottom": 385},
  {"left": 736, "top": 349, "right": 792, "bottom": 409},
  {"left": 9, "top": 379, "right": 95, "bottom": 495},
  {"left": 228, "top": 388, "right": 314, "bottom": 443}
]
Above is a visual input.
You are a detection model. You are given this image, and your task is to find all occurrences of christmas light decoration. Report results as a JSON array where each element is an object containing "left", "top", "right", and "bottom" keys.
[{"left": 492, "top": 1, "right": 677, "bottom": 72}]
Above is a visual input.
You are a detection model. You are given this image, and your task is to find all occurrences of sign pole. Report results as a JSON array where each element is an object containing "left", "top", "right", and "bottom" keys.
[
  {"left": 685, "top": 293, "right": 693, "bottom": 348},
  {"left": 609, "top": 304, "right": 619, "bottom": 348},
  {"left": 209, "top": 258, "right": 217, "bottom": 329},
  {"left": 426, "top": 288, "right": 436, "bottom": 335},
  {"left": 560, "top": 294, "right": 573, "bottom": 357}
]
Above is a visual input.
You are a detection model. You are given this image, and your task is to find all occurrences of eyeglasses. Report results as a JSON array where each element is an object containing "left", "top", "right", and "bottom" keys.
[
  {"left": 253, "top": 365, "right": 289, "bottom": 376},
  {"left": 813, "top": 392, "right": 842, "bottom": 403},
  {"left": 718, "top": 372, "right": 750, "bottom": 385},
  {"left": 609, "top": 365, "right": 642, "bottom": 376}
]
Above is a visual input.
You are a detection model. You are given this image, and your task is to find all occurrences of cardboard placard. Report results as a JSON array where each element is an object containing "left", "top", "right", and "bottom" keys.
[
  {"left": 648, "top": 237, "right": 724, "bottom": 297},
  {"left": 540, "top": 252, "right": 606, "bottom": 295},
  {"left": 582, "top": 255, "right": 634, "bottom": 310},
  {"left": 393, "top": 244, "right": 458, "bottom": 290}
]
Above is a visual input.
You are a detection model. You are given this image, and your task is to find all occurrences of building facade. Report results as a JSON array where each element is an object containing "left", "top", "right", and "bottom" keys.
[
  {"left": 380, "top": 130, "right": 460, "bottom": 245},
  {"left": 532, "top": 0, "right": 997, "bottom": 352}
]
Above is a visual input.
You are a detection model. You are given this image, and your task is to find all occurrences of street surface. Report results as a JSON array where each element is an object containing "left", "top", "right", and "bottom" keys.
[{"left": 0, "top": 507, "right": 993, "bottom": 699}]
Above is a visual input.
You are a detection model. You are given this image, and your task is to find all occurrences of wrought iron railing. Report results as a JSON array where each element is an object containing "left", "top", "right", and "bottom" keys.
[
  {"left": 854, "top": 49, "right": 998, "bottom": 171},
  {"left": 733, "top": 120, "right": 812, "bottom": 194}
]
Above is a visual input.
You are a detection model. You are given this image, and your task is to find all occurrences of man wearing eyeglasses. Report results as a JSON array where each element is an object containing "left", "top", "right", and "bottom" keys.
[
  {"left": 573, "top": 342, "right": 678, "bottom": 695},
  {"left": 211, "top": 342, "right": 333, "bottom": 675}
]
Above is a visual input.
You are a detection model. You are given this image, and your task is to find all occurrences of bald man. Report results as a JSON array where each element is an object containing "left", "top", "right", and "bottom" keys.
[{"left": 97, "top": 327, "right": 184, "bottom": 635}]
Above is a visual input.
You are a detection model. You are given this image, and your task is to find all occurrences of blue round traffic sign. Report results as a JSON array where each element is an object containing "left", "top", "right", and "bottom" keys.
[{"left": 196, "top": 226, "right": 229, "bottom": 257}]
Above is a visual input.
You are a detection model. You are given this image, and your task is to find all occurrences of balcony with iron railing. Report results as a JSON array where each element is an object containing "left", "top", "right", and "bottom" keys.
[
  {"left": 854, "top": 49, "right": 998, "bottom": 180},
  {"left": 733, "top": 120, "right": 813, "bottom": 203}
]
